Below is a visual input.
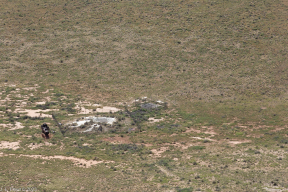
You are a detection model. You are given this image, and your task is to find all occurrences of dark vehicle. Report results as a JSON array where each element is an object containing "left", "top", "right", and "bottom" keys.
[{"left": 41, "top": 123, "right": 50, "bottom": 138}]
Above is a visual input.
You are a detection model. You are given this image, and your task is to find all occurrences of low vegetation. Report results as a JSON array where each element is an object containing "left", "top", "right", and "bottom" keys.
[{"left": 0, "top": 0, "right": 288, "bottom": 191}]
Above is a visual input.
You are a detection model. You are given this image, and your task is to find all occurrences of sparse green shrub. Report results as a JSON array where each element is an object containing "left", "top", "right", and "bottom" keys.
[
  {"left": 110, "top": 144, "right": 144, "bottom": 153},
  {"left": 55, "top": 92, "right": 64, "bottom": 97},
  {"left": 28, "top": 97, "right": 39, "bottom": 102},
  {"left": 188, "top": 146, "right": 205, "bottom": 150},
  {"left": 176, "top": 187, "right": 193, "bottom": 192},
  {"left": 5, "top": 87, "right": 16, "bottom": 94}
]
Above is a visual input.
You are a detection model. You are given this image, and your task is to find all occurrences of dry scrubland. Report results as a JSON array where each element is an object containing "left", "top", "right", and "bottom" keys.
[{"left": 0, "top": 0, "right": 288, "bottom": 191}]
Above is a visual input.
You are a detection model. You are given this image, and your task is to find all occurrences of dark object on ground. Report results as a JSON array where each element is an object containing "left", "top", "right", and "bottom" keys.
[
  {"left": 98, "top": 125, "right": 103, "bottom": 132},
  {"left": 41, "top": 123, "right": 50, "bottom": 138},
  {"left": 52, "top": 113, "right": 66, "bottom": 136}
]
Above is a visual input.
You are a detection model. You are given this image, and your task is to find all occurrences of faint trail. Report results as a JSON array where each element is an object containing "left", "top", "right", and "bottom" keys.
[{"left": 155, "top": 165, "right": 179, "bottom": 179}]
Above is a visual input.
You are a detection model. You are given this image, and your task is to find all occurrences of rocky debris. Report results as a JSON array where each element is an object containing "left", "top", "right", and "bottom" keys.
[
  {"left": 141, "top": 103, "right": 160, "bottom": 109},
  {"left": 65, "top": 116, "right": 116, "bottom": 133},
  {"left": 70, "top": 116, "right": 117, "bottom": 127},
  {"left": 82, "top": 124, "right": 102, "bottom": 133}
]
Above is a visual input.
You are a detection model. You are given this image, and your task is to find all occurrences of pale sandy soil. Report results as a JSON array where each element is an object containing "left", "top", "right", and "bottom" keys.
[
  {"left": 263, "top": 186, "right": 288, "bottom": 192},
  {"left": 0, "top": 141, "right": 20, "bottom": 150},
  {"left": 27, "top": 142, "right": 54, "bottom": 150},
  {"left": 15, "top": 109, "right": 59, "bottom": 118},
  {"left": 0, "top": 123, "right": 13, "bottom": 128},
  {"left": 8, "top": 122, "right": 24, "bottom": 130},
  {"left": 74, "top": 101, "right": 120, "bottom": 114},
  {"left": 42, "top": 89, "right": 50, "bottom": 94},
  {"left": 59, "top": 142, "right": 65, "bottom": 150},
  {"left": 191, "top": 137, "right": 216, "bottom": 141},
  {"left": 167, "top": 142, "right": 193, "bottom": 150},
  {"left": 0, "top": 152, "right": 113, "bottom": 168},
  {"left": 19, "top": 101, "right": 27, "bottom": 108},
  {"left": 76, "top": 106, "right": 93, "bottom": 114},
  {"left": 150, "top": 147, "right": 168, "bottom": 157},
  {"left": 0, "top": 122, "right": 24, "bottom": 130},
  {"left": 18, "top": 154, "right": 114, "bottom": 168},
  {"left": 228, "top": 140, "right": 251, "bottom": 145},
  {"left": 96, "top": 106, "right": 120, "bottom": 113},
  {"left": 148, "top": 117, "right": 164, "bottom": 123},
  {"left": 35, "top": 101, "right": 46, "bottom": 105},
  {"left": 75, "top": 106, "right": 120, "bottom": 114},
  {"left": 22, "top": 86, "right": 39, "bottom": 91}
]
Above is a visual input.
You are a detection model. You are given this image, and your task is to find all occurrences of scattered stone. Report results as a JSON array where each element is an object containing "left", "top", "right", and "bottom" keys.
[{"left": 141, "top": 103, "right": 160, "bottom": 109}]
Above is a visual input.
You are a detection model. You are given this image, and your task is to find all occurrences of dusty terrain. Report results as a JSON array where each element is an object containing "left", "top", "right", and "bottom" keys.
[{"left": 1, "top": 0, "right": 288, "bottom": 191}]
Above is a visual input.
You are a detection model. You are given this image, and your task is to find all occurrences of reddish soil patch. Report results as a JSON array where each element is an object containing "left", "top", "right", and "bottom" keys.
[{"left": 41, "top": 133, "right": 53, "bottom": 139}]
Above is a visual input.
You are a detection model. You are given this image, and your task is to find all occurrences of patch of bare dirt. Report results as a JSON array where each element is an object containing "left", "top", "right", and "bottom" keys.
[
  {"left": 148, "top": 117, "right": 164, "bottom": 123},
  {"left": 74, "top": 103, "right": 120, "bottom": 114},
  {"left": 35, "top": 101, "right": 46, "bottom": 105},
  {"left": 191, "top": 137, "right": 216, "bottom": 142},
  {"left": 0, "top": 123, "right": 12, "bottom": 128},
  {"left": 59, "top": 142, "right": 65, "bottom": 151},
  {"left": 74, "top": 102, "right": 108, "bottom": 114},
  {"left": 263, "top": 186, "right": 287, "bottom": 192},
  {"left": 22, "top": 85, "right": 39, "bottom": 91},
  {"left": 0, "top": 141, "right": 20, "bottom": 150},
  {"left": 27, "top": 142, "right": 54, "bottom": 150},
  {"left": 45, "top": 96, "right": 51, "bottom": 101},
  {"left": 201, "top": 126, "right": 217, "bottom": 135},
  {"left": 0, "top": 152, "right": 15, "bottom": 157},
  {"left": 185, "top": 127, "right": 201, "bottom": 133},
  {"left": 167, "top": 142, "right": 207, "bottom": 150},
  {"left": 42, "top": 89, "right": 50, "bottom": 94},
  {"left": 76, "top": 106, "right": 93, "bottom": 114},
  {"left": 96, "top": 106, "right": 120, "bottom": 113},
  {"left": 228, "top": 140, "right": 251, "bottom": 145},
  {"left": 150, "top": 147, "right": 168, "bottom": 157},
  {"left": 271, "top": 127, "right": 286, "bottom": 132},
  {"left": 8, "top": 122, "right": 24, "bottom": 130},
  {"left": 15, "top": 109, "right": 58, "bottom": 118},
  {"left": 18, "top": 154, "right": 114, "bottom": 168}
]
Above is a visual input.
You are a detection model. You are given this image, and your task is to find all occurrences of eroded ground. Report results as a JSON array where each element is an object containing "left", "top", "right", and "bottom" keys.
[{"left": 0, "top": 83, "right": 288, "bottom": 191}]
